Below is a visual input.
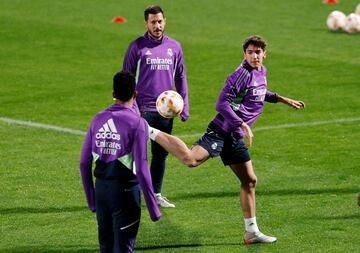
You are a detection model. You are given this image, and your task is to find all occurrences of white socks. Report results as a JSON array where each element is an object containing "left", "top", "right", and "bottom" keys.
[
  {"left": 244, "top": 217, "right": 260, "bottom": 233},
  {"left": 148, "top": 126, "right": 160, "bottom": 141}
]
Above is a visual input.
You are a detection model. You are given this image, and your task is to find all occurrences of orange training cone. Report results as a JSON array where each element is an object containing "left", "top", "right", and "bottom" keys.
[
  {"left": 112, "top": 16, "right": 127, "bottom": 23},
  {"left": 323, "top": 0, "right": 338, "bottom": 4}
]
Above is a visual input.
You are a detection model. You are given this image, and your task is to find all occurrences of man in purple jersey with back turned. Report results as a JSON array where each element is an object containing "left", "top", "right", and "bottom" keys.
[
  {"left": 122, "top": 5, "right": 189, "bottom": 208},
  {"left": 147, "top": 35, "right": 305, "bottom": 244},
  {"left": 80, "top": 72, "right": 161, "bottom": 253}
]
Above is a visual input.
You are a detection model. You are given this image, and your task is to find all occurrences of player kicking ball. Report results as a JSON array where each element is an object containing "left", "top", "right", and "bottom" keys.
[{"left": 149, "top": 35, "right": 305, "bottom": 244}]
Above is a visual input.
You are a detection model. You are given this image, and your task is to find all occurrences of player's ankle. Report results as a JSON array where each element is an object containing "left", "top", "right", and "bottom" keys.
[{"left": 244, "top": 217, "right": 260, "bottom": 233}]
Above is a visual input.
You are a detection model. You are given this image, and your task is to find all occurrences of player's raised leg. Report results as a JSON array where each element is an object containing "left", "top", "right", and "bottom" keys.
[
  {"left": 149, "top": 127, "right": 209, "bottom": 167},
  {"left": 230, "top": 161, "right": 277, "bottom": 244}
]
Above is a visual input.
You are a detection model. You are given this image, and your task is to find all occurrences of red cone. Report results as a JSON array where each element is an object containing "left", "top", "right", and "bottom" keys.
[
  {"left": 323, "top": 0, "right": 338, "bottom": 4},
  {"left": 112, "top": 16, "right": 127, "bottom": 23}
]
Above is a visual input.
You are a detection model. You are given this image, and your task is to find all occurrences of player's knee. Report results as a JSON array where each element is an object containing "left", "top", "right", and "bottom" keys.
[
  {"left": 243, "top": 176, "right": 257, "bottom": 189},
  {"left": 249, "top": 177, "right": 257, "bottom": 188}
]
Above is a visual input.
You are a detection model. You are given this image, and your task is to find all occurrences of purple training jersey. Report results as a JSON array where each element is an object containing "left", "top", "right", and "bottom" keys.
[
  {"left": 122, "top": 32, "right": 189, "bottom": 121},
  {"left": 211, "top": 60, "right": 278, "bottom": 139},
  {"left": 79, "top": 104, "right": 161, "bottom": 221}
]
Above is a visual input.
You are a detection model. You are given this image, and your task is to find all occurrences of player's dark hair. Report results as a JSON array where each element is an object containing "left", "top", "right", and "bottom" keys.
[
  {"left": 113, "top": 72, "right": 135, "bottom": 102},
  {"left": 144, "top": 5, "right": 165, "bottom": 21},
  {"left": 242, "top": 35, "right": 267, "bottom": 52}
]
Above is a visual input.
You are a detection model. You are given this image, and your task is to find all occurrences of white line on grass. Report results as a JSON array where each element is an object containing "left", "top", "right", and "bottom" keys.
[
  {"left": 176, "top": 117, "right": 360, "bottom": 139},
  {"left": 1, "top": 116, "right": 360, "bottom": 139},
  {"left": 0, "top": 117, "right": 87, "bottom": 136}
]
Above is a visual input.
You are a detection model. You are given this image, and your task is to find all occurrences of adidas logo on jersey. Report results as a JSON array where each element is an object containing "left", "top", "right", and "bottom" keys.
[
  {"left": 96, "top": 118, "right": 121, "bottom": 140},
  {"left": 145, "top": 50, "right": 152, "bottom": 55}
]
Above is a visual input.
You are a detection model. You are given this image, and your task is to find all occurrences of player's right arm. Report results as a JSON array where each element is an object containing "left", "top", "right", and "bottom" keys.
[
  {"left": 240, "top": 122, "right": 253, "bottom": 147},
  {"left": 132, "top": 119, "right": 161, "bottom": 221},
  {"left": 122, "top": 41, "right": 139, "bottom": 74},
  {"left": 215, "top": 69, "right": 250, "bottom": 130},
  {"left": 122, "top": 41, "right": 141, "bottom": 114}
]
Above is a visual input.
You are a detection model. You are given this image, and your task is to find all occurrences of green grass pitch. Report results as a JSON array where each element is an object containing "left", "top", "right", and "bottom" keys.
[{"left": 1, "top": 0, "right": 359, "bottom": 252}]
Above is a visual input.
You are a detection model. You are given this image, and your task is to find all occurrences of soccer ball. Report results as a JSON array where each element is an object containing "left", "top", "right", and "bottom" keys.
[
  {"left": 326, "top": 10, "right": 346, "bottom": 31},
  {"left": 156, "top": 90, "right": 184, "bottom": 118},
  {"left": 343, "top": 13, "right": 360, "bottom": 33},
  {"left": 356, "top": 4, "right": 360, "bottom": 15}
]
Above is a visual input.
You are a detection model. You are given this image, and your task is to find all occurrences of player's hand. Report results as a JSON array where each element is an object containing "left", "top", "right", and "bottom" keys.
[
  {"left": 151, "top": 214, "right": 162, "bottom": 222},
  {"left": 240, "top": 122, "right": 253, "bottom": 148},
  {"left": 288, "top": 99, "right": 305, "bottom": 110},
  {"left": 180, "top": 112, "right": 189, "bottom": 122},
  {"left": 278, "top": 96, "right": 305, "bottom": 110}
]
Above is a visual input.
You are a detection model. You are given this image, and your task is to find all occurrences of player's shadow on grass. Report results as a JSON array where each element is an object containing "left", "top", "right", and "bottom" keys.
[
  {"left": 135, "top": 241, "right": 242, "bottom": 251},
  {"left": 172, "top": 187, "right": 357, "bottom": 200},
  {"left": 258, "top": 187, "right": 357, "bottom": 196},
  {"left": 4, "top": 242, "right": 248, "bottom": 253},
  {"left": 134, "top": 210, "right": 243, "bottom": 252},
  {"left": 0, "top": 206, "right": 87, "bottom": 214},
  {"left": 2, "top": 246, "right": 98, "bottom": 253},
  {"left": 312, "top": 214, "right": 360, "bottom": 220}
]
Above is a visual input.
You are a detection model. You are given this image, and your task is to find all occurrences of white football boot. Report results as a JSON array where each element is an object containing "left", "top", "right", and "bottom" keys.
[
  {"left": 244, "top": 231, "right": 277, "bottom": 244},
  {"left": 156, "top": 194, "right": 175, "bottom": 208}
]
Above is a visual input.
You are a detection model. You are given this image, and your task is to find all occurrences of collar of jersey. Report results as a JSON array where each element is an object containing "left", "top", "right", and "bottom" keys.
[
  {"left": 144, "top": 32, "right": 167, "bottom": 44},
  {"left": 108, "top": 103, "right": 134, "bottom": 111},
  {"left": 242, "top": 60, "right": 266, "bottom": 74}
]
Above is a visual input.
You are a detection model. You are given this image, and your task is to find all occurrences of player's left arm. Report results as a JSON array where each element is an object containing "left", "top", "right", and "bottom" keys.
[
  {"left": 133, "top": 120, "right": 161, "bottom": 221},
  {"left": 265, "top": 90, "right": 305, "bottom": 110},
  {"left": 79, "top": 128, "right": 96, "bottom": 212},
  {"left": 174, "top": 47, "right": 189, "bottom": 122},
  {"left": 277, "top": 95, "right": 305, "bottom": 110}
]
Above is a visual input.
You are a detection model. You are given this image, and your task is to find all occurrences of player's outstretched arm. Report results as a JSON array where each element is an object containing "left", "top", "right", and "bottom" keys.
[{"left": 277, "top": 95, "right": 305, "bottom": 110}]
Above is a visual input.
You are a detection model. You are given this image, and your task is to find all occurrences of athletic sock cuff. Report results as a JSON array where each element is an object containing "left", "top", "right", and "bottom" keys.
[{"left": 148, "top": 126, "right": 160, "bottom": 141}]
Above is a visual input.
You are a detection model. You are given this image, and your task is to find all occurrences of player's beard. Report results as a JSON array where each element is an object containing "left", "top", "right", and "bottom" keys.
[{"left": 150, "top": 28, "right": 164, "bottom": 39}]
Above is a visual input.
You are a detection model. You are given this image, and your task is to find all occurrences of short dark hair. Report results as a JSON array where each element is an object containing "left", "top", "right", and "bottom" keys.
[
  {"left": 113, "top": 72, "right": 136, "bottom": 102},
  {"left": 242, "top": 35, "right": 267, "bottom": 52},
  {"left": 144, "top": 5, "right": 164, "bottom": 21}
]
